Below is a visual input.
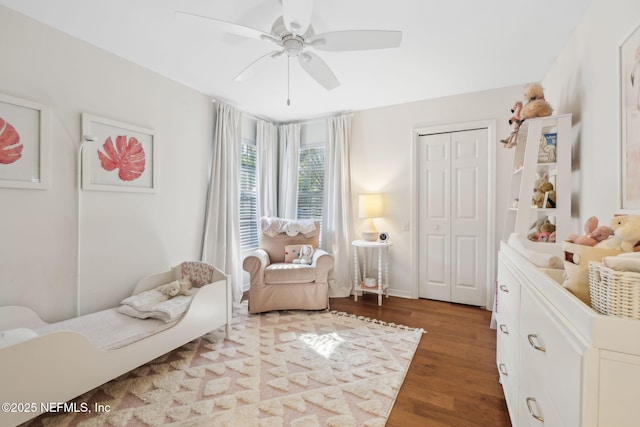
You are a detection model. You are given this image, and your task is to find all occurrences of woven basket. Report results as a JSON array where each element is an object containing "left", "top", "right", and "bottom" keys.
[{"left": 588, "top": 261, "right": 640, "bottom": 319}]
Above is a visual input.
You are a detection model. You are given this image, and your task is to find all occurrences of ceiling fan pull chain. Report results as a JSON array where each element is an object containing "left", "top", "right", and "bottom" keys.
[{"left": 287, "top": 56, "right": 291, "bottom": 106}]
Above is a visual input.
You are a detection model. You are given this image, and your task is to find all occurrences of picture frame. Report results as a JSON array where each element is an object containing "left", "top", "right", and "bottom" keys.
[
  {"left": 620, "top": 22, "right": 640, "bottom": 210},
  {"left": 81, "top": 113, "right": 157, "bottom": 193},
  {"left": 0, "top": 93, "right": 49, "bottom": 189}
]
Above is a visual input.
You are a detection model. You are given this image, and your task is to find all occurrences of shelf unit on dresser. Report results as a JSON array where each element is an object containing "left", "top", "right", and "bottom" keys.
[
  {"left": 497, "top": 242, "right": 640, "bottom": 426},
  {"left": 503, "top": 114, "right": 572, "bottom": 250}
]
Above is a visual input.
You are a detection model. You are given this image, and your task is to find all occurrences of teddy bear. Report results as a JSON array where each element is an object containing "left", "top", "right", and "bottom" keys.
[
  {"left": 158, "top": 275, "right": 193, "bottom": 298},
  {"left": 527, "top": 218, "right": 556, "bottom": 242},
  {"left": 532, "top": 181, "right": 556, "bottom": 208},
  {"left": 293, "top": 244, "right": 314, "bottom": 264},
  {"left": 500, "top": 101, "right": 523, "bottom": 148},
  {"left": 567, "top": 216, "right": 615, "bottom": 246},
  {"left": 596, "top": 215, "right": 640, "bottom": 252},
  {"left": 521, "top": 83, "right": 553, "bottom": 119}
]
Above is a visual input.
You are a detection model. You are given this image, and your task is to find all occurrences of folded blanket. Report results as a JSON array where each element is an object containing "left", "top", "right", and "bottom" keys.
[
  {"left": 118, "top": 288, "right": 197, "bottom": 323},
  {"left": 259, "top": 217, "right": 316, "bottom": 237}
]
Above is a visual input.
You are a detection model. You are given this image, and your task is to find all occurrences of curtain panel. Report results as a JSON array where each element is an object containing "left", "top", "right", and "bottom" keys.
[
  {"left": 277, "top": 123, "right": 301, "bottom": 219},
  {"left": 323, "top": 114, "right": 355, "bottom": 297},
  {"left": 256, "top": 120, "right": 279, "bottom": 218},
  {"left": 201, "top": 102, "right": 243, "bottom": 303}
]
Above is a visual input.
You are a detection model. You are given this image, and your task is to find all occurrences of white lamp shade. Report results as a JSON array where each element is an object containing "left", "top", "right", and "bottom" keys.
[{"left": 359, "top": 194, "right": 383, "bottom": 219}]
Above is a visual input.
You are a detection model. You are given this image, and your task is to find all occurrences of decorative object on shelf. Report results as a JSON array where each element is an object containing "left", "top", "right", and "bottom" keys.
[
  {"left": 500, "top": 101, "right": 523, "bottom": 148},
  {"left": 567, "top": 216, "right": 614, "bottom": 246},
  {"left": 532, "top": 180, "right": 556, "bottom": 208},
  {"left": 538, "top": 132, "right": 557, "bottom": 162},
  {"left": 597, "top": 214, "right": 640, "bottom": 252},
  {"left": 359, "top": 193, "right": 383, "bottom": 241},
  {"left": 521, "top": 82, "right": 553, "bottom": 119},
  {"left": 0, "top": 93, "right": 49, "bottom": 189},
  {"left": 527, "top": 218, "right": 556, "bottom": 243},
  {"left": 378, "top": 231, "right": 389, "bottom": 242},
  {"left": 363, "top": 277, "right": 376, "bottom": 287},
  {"left": 81, "top": 113, "right": 157, "bottom": 193},
  {"left": 620, "top": 22, "right": 640, "bottom": 209}
]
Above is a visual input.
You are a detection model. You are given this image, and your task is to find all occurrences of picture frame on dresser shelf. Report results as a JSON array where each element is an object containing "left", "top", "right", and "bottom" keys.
[{"left": 620, "top": 21, "right": 640, "bottom": 210}]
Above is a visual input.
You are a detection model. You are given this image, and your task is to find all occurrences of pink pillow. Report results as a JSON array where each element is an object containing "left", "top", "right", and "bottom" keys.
[{"left": 284, "top": 245, "right": 303, "bottom": 263}]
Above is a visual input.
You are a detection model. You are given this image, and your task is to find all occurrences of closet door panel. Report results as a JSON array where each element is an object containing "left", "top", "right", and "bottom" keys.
[
  {"left": 451, "top": 129, "right": 488, "bottom": 306},
  {"left": 419, "top": 133, "right": 451, "bottom": 302}
]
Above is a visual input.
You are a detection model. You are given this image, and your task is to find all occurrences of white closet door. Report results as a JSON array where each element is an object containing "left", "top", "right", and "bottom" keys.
[{"left": 418, "top": 128, "right": 488, "bottom": 306}]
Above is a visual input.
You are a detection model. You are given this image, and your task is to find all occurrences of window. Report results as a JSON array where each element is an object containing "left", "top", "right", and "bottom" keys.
[
  {"left": 240, "top": 137, "right": 258, "bottom": 250},
  {"left": 297, "top": 142, "right": 325, "bottom": 225}
]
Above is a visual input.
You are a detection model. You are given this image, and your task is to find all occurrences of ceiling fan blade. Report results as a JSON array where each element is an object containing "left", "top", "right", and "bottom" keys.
[
  {"left": 282, "top": 0, "right": 313, "bottom": 35},
  {"left": 234, "top": 50, "right": 283, "bottom": 82},
  {"left": 176, "top": 11, "right": 278, "bottom": 43},
  {"left": 311, "top": 30, "right": 402, "bottom": 51},
  {"left": 298, "top": 52, "right": 340, "bottom": 90}
]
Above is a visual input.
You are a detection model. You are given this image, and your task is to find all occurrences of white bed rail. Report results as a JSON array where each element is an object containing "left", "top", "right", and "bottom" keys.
[{"left": 0, "top": 265, "right": 231, "bottom": 426}]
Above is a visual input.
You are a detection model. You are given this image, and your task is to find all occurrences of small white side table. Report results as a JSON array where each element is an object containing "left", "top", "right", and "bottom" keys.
[{"left": 352, "top": 240, "right": 392, "bottom": 306}]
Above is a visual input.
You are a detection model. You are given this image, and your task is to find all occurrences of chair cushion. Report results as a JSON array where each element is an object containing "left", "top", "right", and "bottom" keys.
[{"left": 264, "top": 263, "right": 315, "bottom": 284}]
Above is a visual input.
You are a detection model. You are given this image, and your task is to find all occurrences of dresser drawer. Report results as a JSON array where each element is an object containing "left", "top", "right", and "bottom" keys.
[
  {"left": 497, "top": 257, "right": 521, "bottom": 313},
  {"left": 497, "top": 333, "right": 518, "bottom": 424},
  {"left": 518, "top": 357, "right": 564, "bottom": 426},
  {"left": 520, "top": 285, "right": 585, "bottom": 426}
]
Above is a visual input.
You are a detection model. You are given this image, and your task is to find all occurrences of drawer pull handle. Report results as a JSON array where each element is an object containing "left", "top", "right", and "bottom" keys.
[
  {"left": 499, "top": 284, "right": 509, "bottom": 293},
  {"left": 527, "top": 334, "right": 546, "bottom": 352},
  {"left": 499, "top": 324, "right": 509, "bottom": 335},
  {"left": 526, "top": 397, "right": 544, "bottom": 422},
  {"left": 498, "top": 363, "right": 508, "bottom": 376}
]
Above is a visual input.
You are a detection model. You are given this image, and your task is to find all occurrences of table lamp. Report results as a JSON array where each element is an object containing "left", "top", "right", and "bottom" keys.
[{"left": 359, "top": 194, "right": 383, "bottom": 241}]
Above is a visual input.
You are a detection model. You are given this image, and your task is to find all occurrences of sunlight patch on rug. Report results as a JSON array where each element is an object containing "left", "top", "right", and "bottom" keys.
[{"left": 26, "top": 301, "right": 423, "bottom": 427}]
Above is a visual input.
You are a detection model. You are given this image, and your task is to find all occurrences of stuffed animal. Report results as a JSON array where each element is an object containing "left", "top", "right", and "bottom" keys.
[
  {"left": 500, "top": 101, "right": 523, "bottom": 148},
  {"left": 293, "top": 244, "right": 314, "bottom": 264},
  {"left": 567, "top": 216, "right": 615, "bottom": 246},
  {"left": 527, "top": 218, "right": 556, "bottom": 242},
  {"left": 597, "top": 215, "right": 640, "bottom": 252},
  {"left": 521, "top": 83, "right": 553, "bottom": 119},
  {"left": 532, "top": 181, "right": 556, "bottom": 208},
  {"left": 158, "top": 275, "right": 193, "bottom": 298},
  {"left": 283, "top": 222, "right": 300, "bottom": 237}
]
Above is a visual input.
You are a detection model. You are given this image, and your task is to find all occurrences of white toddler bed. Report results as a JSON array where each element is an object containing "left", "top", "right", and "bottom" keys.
[{"left": 0, "top": 261, "right": 231, "bottom": 426}]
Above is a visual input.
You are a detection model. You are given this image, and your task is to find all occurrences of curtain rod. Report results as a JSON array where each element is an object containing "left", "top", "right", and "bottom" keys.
[{"left": 211, "top": 97, "right": 352, "bottom": 125}]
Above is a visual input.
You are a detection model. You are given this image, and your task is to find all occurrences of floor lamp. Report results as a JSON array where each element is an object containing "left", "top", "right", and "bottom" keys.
[{"left": 76, "top": 135, "right": 97, "bottom": 316}]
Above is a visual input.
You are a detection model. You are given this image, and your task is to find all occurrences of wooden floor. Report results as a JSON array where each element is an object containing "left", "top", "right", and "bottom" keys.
[{"left": 329, "top": 294, "right": 511, "bottom": 427}]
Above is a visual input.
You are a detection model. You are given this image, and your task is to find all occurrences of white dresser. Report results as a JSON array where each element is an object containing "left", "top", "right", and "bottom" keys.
[{"left": 497, "top": 242, "right": 640, "bottom": 426}]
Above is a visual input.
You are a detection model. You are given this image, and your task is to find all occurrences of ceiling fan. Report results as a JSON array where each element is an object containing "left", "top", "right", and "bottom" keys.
[{"left": 176, "top": 0, "right": 402, "bottom": 95}]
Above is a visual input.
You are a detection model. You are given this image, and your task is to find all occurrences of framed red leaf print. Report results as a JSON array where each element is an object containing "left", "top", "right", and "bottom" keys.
[
  {"left": 81, "top": 114, "right": 157, "bottom": 193},
  {"left": 0, "top": 93, "right": 49, "bottom": 189}
]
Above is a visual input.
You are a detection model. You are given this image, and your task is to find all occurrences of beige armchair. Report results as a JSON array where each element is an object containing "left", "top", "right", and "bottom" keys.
[{"left": 243, "top": 221, "right": 333, "bottom": 314}]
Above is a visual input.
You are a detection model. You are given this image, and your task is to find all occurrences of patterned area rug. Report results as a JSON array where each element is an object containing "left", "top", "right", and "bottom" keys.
[{"left": 27, "top": 302, "right": 423, "bottom": 427}]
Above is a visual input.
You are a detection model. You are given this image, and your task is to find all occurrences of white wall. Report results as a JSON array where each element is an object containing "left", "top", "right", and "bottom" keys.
[
  {"left": 0, "top": 6, "right": 214, "bottom": 320},
  {"left": 350, "top": 85, "right": 522, "bottom": 303},
  {"left": 543, "top": 0, "right": 640, "bottom": 222}
]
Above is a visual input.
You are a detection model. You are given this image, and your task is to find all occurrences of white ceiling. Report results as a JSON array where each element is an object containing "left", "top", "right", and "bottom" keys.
[{"left": 0, "top": 0, "right": 591, "bottom": 122}]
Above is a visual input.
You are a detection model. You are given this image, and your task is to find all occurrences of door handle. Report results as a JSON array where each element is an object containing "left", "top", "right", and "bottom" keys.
[
  {"left": 499, "top": 324, "right": 509, "bottom": 334},
  {"left": 499, "top": 284, "right": 509, "bottom": 293}
]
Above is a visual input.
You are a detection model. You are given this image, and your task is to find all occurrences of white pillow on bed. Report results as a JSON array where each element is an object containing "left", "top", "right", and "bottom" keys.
[{"left": 118, "top": 288, "right": 197, "bottom": 323}]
